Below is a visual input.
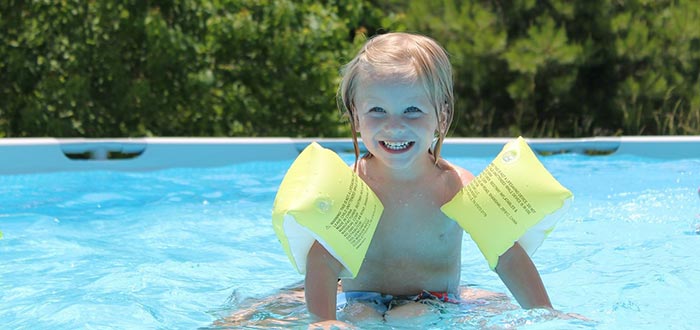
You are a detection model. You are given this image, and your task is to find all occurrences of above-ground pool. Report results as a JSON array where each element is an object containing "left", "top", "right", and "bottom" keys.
[{"left": 0, "top": 137, "right": 698, "bottom": 329}]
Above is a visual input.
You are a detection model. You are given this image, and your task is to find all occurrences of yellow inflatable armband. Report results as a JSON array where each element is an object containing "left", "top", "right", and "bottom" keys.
[
  {"left": 441, "top": 137, "right": 573, "bottom": 270},
  {"left": 272, "top": 142, "right": 384, "bottom": 278}
]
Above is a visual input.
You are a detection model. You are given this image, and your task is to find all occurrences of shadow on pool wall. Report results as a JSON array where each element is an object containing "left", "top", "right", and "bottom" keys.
[{"left": 0, "top": 136, "right": 698, "bottom": 175}]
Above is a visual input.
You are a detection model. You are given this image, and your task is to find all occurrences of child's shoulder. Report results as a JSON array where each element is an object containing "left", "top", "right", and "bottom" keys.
[{"left": 436, "top": 157, "right": 475, "bottom": 193}]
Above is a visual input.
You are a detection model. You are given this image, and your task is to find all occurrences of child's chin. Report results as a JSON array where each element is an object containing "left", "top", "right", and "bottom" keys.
[{"left": 376, "top": 158, "right": 416, "bottom": 170}]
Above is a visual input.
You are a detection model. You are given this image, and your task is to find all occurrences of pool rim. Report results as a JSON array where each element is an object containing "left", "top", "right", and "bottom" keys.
[{"left": 0, "top": 136, "right": 698, "bottom": 174}]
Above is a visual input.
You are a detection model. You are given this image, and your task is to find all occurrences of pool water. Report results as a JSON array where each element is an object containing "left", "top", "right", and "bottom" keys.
[{"left": 1, "top": 153, "right": 699, "bottom": 329}]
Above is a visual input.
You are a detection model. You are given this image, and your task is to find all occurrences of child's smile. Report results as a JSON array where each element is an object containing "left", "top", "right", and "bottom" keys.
[{"left": 380, "top": 141, "right": 415, "bottom": 152}]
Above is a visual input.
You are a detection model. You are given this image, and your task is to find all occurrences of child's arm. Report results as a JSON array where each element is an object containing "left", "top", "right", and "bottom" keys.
[
  {"left": 495, "top": 242, "right": 553, "bottom": 309},
  {"left": 305, "top": 240, "right": 344, "bottom": 320}
]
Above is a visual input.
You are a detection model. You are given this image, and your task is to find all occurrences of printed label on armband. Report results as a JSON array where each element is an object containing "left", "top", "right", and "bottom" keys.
[
  {"left": 467, "top": 164, "right": 537, "bottom": 225},
  {"left": 329, "top": 175, "right": 381, "bottom": 249}
]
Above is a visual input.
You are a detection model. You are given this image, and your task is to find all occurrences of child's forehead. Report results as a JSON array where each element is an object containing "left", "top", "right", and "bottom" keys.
[
  {"left": 358, "top": 64, "right": 420, "bottom": 83},
  {"left": 356, "top": 77, "right": 431, "bottom": 104},
  {"left": 357, "top": 70, "right": 424, "bottom": 89},
  {"left": 359, "top": 76, "right": 422, "bottom": 90}
]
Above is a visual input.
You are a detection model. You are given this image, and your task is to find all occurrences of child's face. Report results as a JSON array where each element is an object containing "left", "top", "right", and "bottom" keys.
[{"left": 354, "top": 75, "right": 438, "bottom": 170}]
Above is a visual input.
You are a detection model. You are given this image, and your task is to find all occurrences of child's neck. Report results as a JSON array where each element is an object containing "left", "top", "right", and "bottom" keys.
[{"left": 361, "top": 154, "right": 437, "bottom": 183}]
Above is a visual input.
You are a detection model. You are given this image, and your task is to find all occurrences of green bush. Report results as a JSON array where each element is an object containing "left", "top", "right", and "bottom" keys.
[
  {"left": 401, "top": 0, "right": 700, "bottom": 136},
  {"left": 1, "top": 0, "right": 698, "bottom": 137},
  {"left": 0, "top": 0, "right": 388, "bottom": 137}
]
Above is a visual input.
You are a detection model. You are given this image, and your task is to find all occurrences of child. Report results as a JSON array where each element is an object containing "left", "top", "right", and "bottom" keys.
[{"left": 305, "top": 32, "right": 552, "bottom": 327}]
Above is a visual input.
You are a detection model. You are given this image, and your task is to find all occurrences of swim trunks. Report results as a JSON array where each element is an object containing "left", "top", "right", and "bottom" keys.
[{"left": 336, "top": 290, "right": 461, "bottom": 314}]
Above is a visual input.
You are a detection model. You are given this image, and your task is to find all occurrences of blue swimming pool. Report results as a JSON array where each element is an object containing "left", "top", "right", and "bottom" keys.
[{"left": 0, "top": 138, "right": 699, "bottom": 329}]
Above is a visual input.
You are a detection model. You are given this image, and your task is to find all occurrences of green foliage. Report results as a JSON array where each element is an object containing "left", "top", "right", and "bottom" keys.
[
  {"left": 400, "top": 0, "right": 700, "bottom": 137},
  {"left": 1, "top": 0, "right": 698, "bottom": 137},
  {"left": 0, "top": 0, "right": 389, "bottom": 137}
]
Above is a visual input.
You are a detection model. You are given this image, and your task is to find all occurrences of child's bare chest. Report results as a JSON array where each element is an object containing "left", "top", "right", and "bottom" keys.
[
  {"left": 366, "top": 188, "right": 461, "bottom": 263},
  {"left": 355, "top": 160, "right": 465, "bottom": 263}
]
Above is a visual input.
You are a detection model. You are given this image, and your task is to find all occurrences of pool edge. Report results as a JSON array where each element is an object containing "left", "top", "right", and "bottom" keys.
[{"left": 0, "top": 136, "right": 698, "bottom": 174}]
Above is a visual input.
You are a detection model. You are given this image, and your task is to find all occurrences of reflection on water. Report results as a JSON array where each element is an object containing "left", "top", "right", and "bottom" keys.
[
  {"left": 207, "top": 282, "right": 309, "bottom": 329},
  {"left": 207, "top": 282, "right": 594, "bottom": 329}
]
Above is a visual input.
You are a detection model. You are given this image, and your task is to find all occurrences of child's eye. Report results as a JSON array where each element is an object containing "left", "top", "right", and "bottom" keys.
[
  {"left": 405, "top": 106, "right": 424, "bottom": 117},
  {"left": 405, "top": 106, "right": 422, "bottom": 113},
  {"left": 368, "top": 107, "right": 385, "bottom": 113}
]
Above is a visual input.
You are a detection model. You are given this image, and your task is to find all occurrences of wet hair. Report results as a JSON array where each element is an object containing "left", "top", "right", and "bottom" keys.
[{"left": 336, "top": 32, "right": 454, "bottom": 168}]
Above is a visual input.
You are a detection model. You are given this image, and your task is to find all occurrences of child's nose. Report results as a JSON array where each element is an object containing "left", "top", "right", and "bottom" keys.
[
  {"left": 384, "top": 117, "right": 406, "bottom": 133},
  {"left": 384, "top": 116, "right": 406, "bottom": 132}
]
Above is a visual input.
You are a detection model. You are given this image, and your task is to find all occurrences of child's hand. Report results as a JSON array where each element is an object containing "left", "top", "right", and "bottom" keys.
[
  {"left": 548, "top": 309, "right": 594, "bottom": 323},
  {"left": 308, "top": 319, "right": 356, "bottom": 330}
]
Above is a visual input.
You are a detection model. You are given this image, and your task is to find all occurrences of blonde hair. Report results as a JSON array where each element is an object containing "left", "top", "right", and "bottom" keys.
[{"left": 337, "top": 32, "right": 454, "bottom": 167}]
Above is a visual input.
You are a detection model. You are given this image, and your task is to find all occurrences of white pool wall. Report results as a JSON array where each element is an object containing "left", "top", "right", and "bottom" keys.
[{"left": 0, "top": 136, "right": 698, "bottom": 175}]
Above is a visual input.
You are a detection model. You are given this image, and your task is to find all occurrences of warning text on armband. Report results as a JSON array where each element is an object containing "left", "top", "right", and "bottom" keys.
[
  {"left": 329, "top": 175, "right": 378, "bottom": 249},
  {"left": 466, "top": 164, "right": 536, "bottom": 224}
]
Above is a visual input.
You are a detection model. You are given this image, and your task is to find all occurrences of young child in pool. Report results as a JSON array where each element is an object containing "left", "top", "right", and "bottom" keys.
[{"left": 305, "top": 32, "right": 552, "bottom": 327}]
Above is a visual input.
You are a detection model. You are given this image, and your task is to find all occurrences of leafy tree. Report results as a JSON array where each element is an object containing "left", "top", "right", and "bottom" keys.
[
  {"left": 0, "top": 0, "right": 393, "bottom": 137},
  {"left": 1, "top": 0, "right": 698, "bottom": 137},
  {"left": 400, "top": 0, "right": 700, "bottom": 137}
]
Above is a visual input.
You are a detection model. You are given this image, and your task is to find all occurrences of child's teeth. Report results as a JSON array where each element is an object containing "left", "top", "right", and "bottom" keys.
[{"left": 384, "top": 142, "right": 410, "bottom": 150}]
